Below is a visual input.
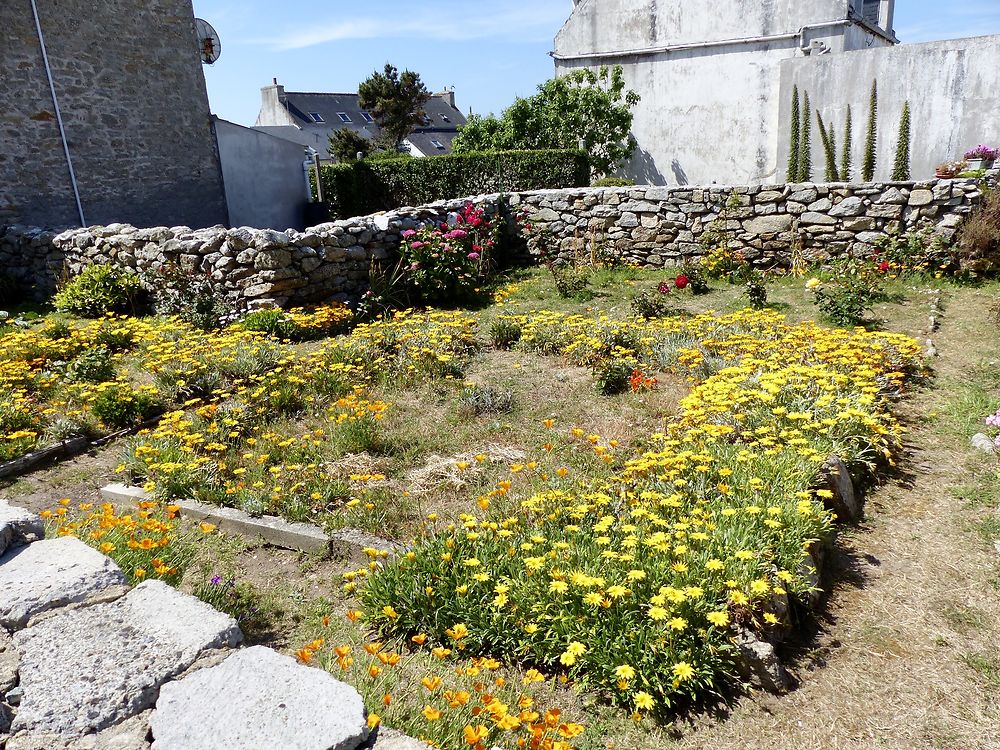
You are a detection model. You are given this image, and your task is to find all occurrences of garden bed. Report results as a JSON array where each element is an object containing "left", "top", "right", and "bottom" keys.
[{"left": 7, "top": 264, "right": 986, "bottom": 749}]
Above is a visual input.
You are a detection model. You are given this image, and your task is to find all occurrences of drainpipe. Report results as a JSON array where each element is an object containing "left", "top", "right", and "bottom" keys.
[
  {"left": 29, "top": 0, "right": 86, "bottom": 227},
  {"left": 550, "top": 20, "right": 856, "bottom": 62}
]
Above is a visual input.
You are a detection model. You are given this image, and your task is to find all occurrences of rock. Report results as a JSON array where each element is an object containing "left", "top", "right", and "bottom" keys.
[
  {"left": 743, "top": 215, "right": 793, "bottom": 234},
  {"left": 0, "top": 502, "right": 44, "bottom": 557},
  {"left": 0, "top": 629, "right": 18, "bottom": 696},
  {"left": 5, "top": 711, "right": 152, "bottom": 750},
  {"left": 618, "top": 212, "right": 639, "bottom": 228},
  {"left": 733, "top": 629, "right": 792, "bottom": 693},
  {"left": 370, "top": 728, "right": 433, "bottom": 750},
  {"left": 532, "top": 208, "right": 560, "bottom": 222},
  {"left": 807, "top": 198, "right": 833, "bottom": 212},
  {"left": 0, "top": 537, "right": 128, "bottom": 631},
  {"left": 971, "top": 433, "right": 997, "bottom": 455},
  {"left": 755, "top": 190, "right": 784, "bottom": 203},
  {"left": 788, "top": 188, "right": 818, "bottom": 204},
  {"left": 908, "top": 189, "right": 934, "bottom": 206},
  {"left": 878, "top": 187, "right": 908, "bottom": 204},
  {"left": 820, "top": 455, "right": 861, "bottom": 523},
  {"left": 799, "top": 212, "right": 837, "bottom": 226},
  {"left": 829, "top": 196, "right": 865, "bottom": 217},
  {"left": 150, "top": 646, "right": 367, "bottom": 750},
  {"left": 11, "top": 581, "right": 241, "bottom": 738},
  {"left": 1, "top": 701, "right": 11, "bottom": 735}
]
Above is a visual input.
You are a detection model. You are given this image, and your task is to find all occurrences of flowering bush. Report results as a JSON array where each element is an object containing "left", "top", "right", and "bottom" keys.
[
  {"left": 42, "top": 498, "right": 199, "bottom": 585},
  {"left": 359, "top": 309, "right": 922, "bottom": 718},
  {"left": 54, "top": 265, "right": 144, "bottom": 318},
  {"left": 399, "top": 203, "right": 498, "bottom": 306},
  {"left": 298, "top": 612, "right": 587, "bottom": 750},
  {"left": 807, "top": 257, "right": 886, "bottom": 327},
  {"left": 872, "top": 231, "right": 958, "bottom": 279},
  {"left": 964, "top": 144, "right": 998, "bottom": 161}
]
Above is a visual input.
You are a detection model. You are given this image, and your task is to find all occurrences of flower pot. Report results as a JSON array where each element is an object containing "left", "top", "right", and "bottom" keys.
[
  {"left": 967, "top": 158, "right": 995, "bottom": 171},
  {"left": 936, "top": 170, "right": 957, "bottom": 179}
]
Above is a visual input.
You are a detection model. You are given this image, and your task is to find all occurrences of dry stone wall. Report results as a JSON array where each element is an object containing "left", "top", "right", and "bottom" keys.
[{"left": 1, "top": 177, "right": 989, "bottom": 311}]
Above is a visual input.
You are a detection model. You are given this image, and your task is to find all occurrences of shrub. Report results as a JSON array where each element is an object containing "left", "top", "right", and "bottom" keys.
[
  {"left": 489, "top": 318, "right": 522, "bottom": 349},
  {"left": 957, "top": 189, "right": 1000, "bottom": 277},
  {"left": 743, "top": 270, "right": 769, "bottom": 309},
  {"left": 549, "top": 264, "right": 592, "bottom": 300},
  {"left": 700, "top": 245, "right": 749, "bottom": 282},
  {"left": 317, "top": 149, "right": 590, "bottom": 219},
  {"left": 54, "top": 265, "right": 143, "bottom": 317},
  {"left": 65, "top": 347, "right": 116, "bottom": 384},
  {"left": 398, "top": 202, "right": 497, "bottom": 306},
  {"left": 631, "top": 288, "right": 681, "bottom": 319},
  {"left": 676, "top": 266, "right": 709, "bottom": 295},
  {"left": 808, "top": 258, "right": 885, "bottom": 327},
  {"left": 459, "top": 385, "right": 514, "bottom": 416},
  {"left": 239, "top": 310, "right": 298, "bottom": 340},
  {"left": 90, "top": 384, "right": 160, "bottom": 428},
  {"left": 873, "top": 230, "right": 958, "bottom": 278},
  {"left": 143, "top": 265, "right": 235, "bottom": 330},
  {"left": 594, "top": 356, "right": 636, "bottom": 395},
  {"left": 193, "top": 574, "right": 281, "bottom": 640},
  {"left": 591, "top": 177, "right": 634, "bottom": 187}
]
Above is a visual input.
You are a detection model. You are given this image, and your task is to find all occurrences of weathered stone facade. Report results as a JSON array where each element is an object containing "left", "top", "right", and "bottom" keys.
[
  {"left": 1, "top": 177, "right": 986, "bottom": 311},
  {"left": 0, "top": 0, "right": 227, "bottom": 229}
]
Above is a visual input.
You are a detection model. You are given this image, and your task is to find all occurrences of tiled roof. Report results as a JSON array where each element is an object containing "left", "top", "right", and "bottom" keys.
[{"left": 272, "top": 91, "right": 465, "bottom": 158}]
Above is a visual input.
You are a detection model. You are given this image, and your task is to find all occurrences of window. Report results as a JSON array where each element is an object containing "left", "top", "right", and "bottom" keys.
[
  {"left": 440, "top": 114, "right": 451, "bottom": 123},
  {"left": 430, "top": 139, "right": 446, "bottom": 150},
  {"left": 862, "top": 0, "right": 880, "bottom": 26},
  {"left": 337, "top": 112, "right": 352, "bottom": 123},
  {"left": 308, "top": 112, "right": 325, "bottom": 123},
  {"left": 361, "top": 112, "right": 374, "bottom": 123}
]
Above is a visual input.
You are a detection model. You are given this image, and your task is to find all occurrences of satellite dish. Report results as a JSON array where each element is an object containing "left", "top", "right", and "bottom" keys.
[{"left": 195, "top": 18, "right": 222, "bottom": 65}]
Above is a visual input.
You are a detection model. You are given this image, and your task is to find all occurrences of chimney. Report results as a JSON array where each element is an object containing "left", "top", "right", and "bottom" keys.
[
  {"left": 436, "top": 87, "right": 456, "bottom": 110},
  {"left": 257, "top": 78, "right": 289, "bottom": 126}
]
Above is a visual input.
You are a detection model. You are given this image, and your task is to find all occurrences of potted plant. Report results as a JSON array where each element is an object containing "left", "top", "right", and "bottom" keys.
[
  {"left": 935, "top": 160, "right": 967, "bottom": 179},
  {"left": 963, "top": 145, "right": 997, "bottom": 170}
]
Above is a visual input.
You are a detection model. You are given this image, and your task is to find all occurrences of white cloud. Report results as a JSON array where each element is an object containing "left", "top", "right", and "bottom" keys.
[{"left": 268, "top": 1, "right": 572, "bottom": 50}]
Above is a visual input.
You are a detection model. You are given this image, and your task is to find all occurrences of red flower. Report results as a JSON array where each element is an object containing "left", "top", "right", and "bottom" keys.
[
  {"left": 657, "top": 281, "right": 671, "bottom": 294},
  {"left": 878, "top": 261, "right": 890, "bottom": 273},
  {"left": 674, "top": 274, "right": 689, "bottom": 290}
]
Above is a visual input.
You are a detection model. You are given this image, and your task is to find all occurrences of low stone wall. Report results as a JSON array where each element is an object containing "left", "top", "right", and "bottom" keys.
[{"left": 1, "top": 176, "right": 989, "bottom": 310}]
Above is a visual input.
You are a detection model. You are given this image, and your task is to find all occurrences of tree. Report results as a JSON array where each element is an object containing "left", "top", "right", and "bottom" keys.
[
  {"left": 358, "top": 63, "right": 431, "bottom": 152},
  {"left": 891, "top": 101, "right": 911, "bottom": 181},
  {"left": 452, "top": 66, "right": 640, "bottom": 177},
  {"left": 817, "top": 112, "right": 839, "bottom": 183},
  {"left": 862, "top": 80, "right": 878, "bottom": 182},
  {"left": 329, "top": 129, "right": 372, "bottom": 162},
  {"left": 787, "top": 86, "right": 800, "bottom": 182},
  {"left": 840, "top": 105, "right": 853, "bottom": 181},
  {"left": 797, "top": 92, "right": 812, "bottom": 182}
]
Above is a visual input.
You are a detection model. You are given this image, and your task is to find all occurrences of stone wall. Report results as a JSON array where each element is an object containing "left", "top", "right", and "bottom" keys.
[
  {"left": 0, "top": 0, "right": 227, "bottom": 229},
  {"left": 0, "top": 177, "right": 986, "bottom": 310}
]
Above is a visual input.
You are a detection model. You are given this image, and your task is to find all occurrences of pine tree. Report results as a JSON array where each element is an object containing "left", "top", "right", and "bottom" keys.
[
  {"left": 817, "top": 113, "right": 839, "bottom": 182},
  {"left": 787, "top": 86, "right": 800, "bottom": 182},
  {"left": 797, "top": 92, "right": 812, "bottom": 182},
  {"left": 840, "top": 105, "right": 853, "bottom": 181},
  {"left": 891, "top": 101, "right": 912, "bottom": 181},
  {"left": 862, "top": 80, "right": 878, "bottom": 181}
]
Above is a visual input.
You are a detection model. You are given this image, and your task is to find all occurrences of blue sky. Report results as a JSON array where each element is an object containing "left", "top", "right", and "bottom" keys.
[{"left": 193, "top": 0, "right": 1000, "bottom": 127}]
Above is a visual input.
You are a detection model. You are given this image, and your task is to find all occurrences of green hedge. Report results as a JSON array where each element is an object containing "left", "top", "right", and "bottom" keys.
[{"left": 316, "top": 149, "right": 590, "bottom": 219}]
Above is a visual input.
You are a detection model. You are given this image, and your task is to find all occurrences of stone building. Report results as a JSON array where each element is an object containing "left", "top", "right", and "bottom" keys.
[
  {"left": 554, "top": 0, "right": 1000, "bottom": 186},
  {"left": 0, "top": 0, "right": 228, "bottom": 229}
]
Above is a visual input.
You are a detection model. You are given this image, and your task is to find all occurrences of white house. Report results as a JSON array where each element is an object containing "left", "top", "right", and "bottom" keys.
[{"left": 553, "top": 0, "right": 1000, "bottom": 185}]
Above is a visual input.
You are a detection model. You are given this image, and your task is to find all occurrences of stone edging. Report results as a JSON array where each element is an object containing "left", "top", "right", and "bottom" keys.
[{"left": 99, "top": 483, "right": 401, "bottom": 560}]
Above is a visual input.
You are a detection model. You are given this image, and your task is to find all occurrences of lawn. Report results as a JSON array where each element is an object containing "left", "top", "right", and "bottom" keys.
[{"left": 5, "top": 266, "right": 999, "bottom": 749}]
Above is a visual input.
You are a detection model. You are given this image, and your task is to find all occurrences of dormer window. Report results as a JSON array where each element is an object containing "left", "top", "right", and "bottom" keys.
[
  {"left": 430, "top": 139, "right": 445, "bottom": 150},
  {"left": 862, "top": 0, "right": 880, "bottom": 26},
  {"left": 361, "top": 112, "right": 374, "bottom": 123},
  {"left": 308, "top": 112, "right": 325, "bottom": 123},
  {"left": 337, "top": 112, "right": 352, "bottom": 123}
]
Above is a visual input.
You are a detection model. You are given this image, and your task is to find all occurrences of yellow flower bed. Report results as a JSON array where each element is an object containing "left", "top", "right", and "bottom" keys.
[{"left": 359, "top": 310, "right": 922, "bottom": 716}]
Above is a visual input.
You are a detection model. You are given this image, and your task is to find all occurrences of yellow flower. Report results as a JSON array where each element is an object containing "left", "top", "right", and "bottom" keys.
[
  {"left": 805, "top": 277, "right": 821, "bottom": 290},
  {"left": 634, "top": 692, "right": 655, "bottom": 711},
  {"left": 614, "top": 664, "right": 636, "bottom": 681},
  {"left": 672, "top": 661, "right": 695, "bottom": 681}
]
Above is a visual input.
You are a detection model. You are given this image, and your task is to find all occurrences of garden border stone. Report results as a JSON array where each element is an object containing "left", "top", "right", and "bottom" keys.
[{"left": 99, "top": 484, "right": 400, "bottom": 558}]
